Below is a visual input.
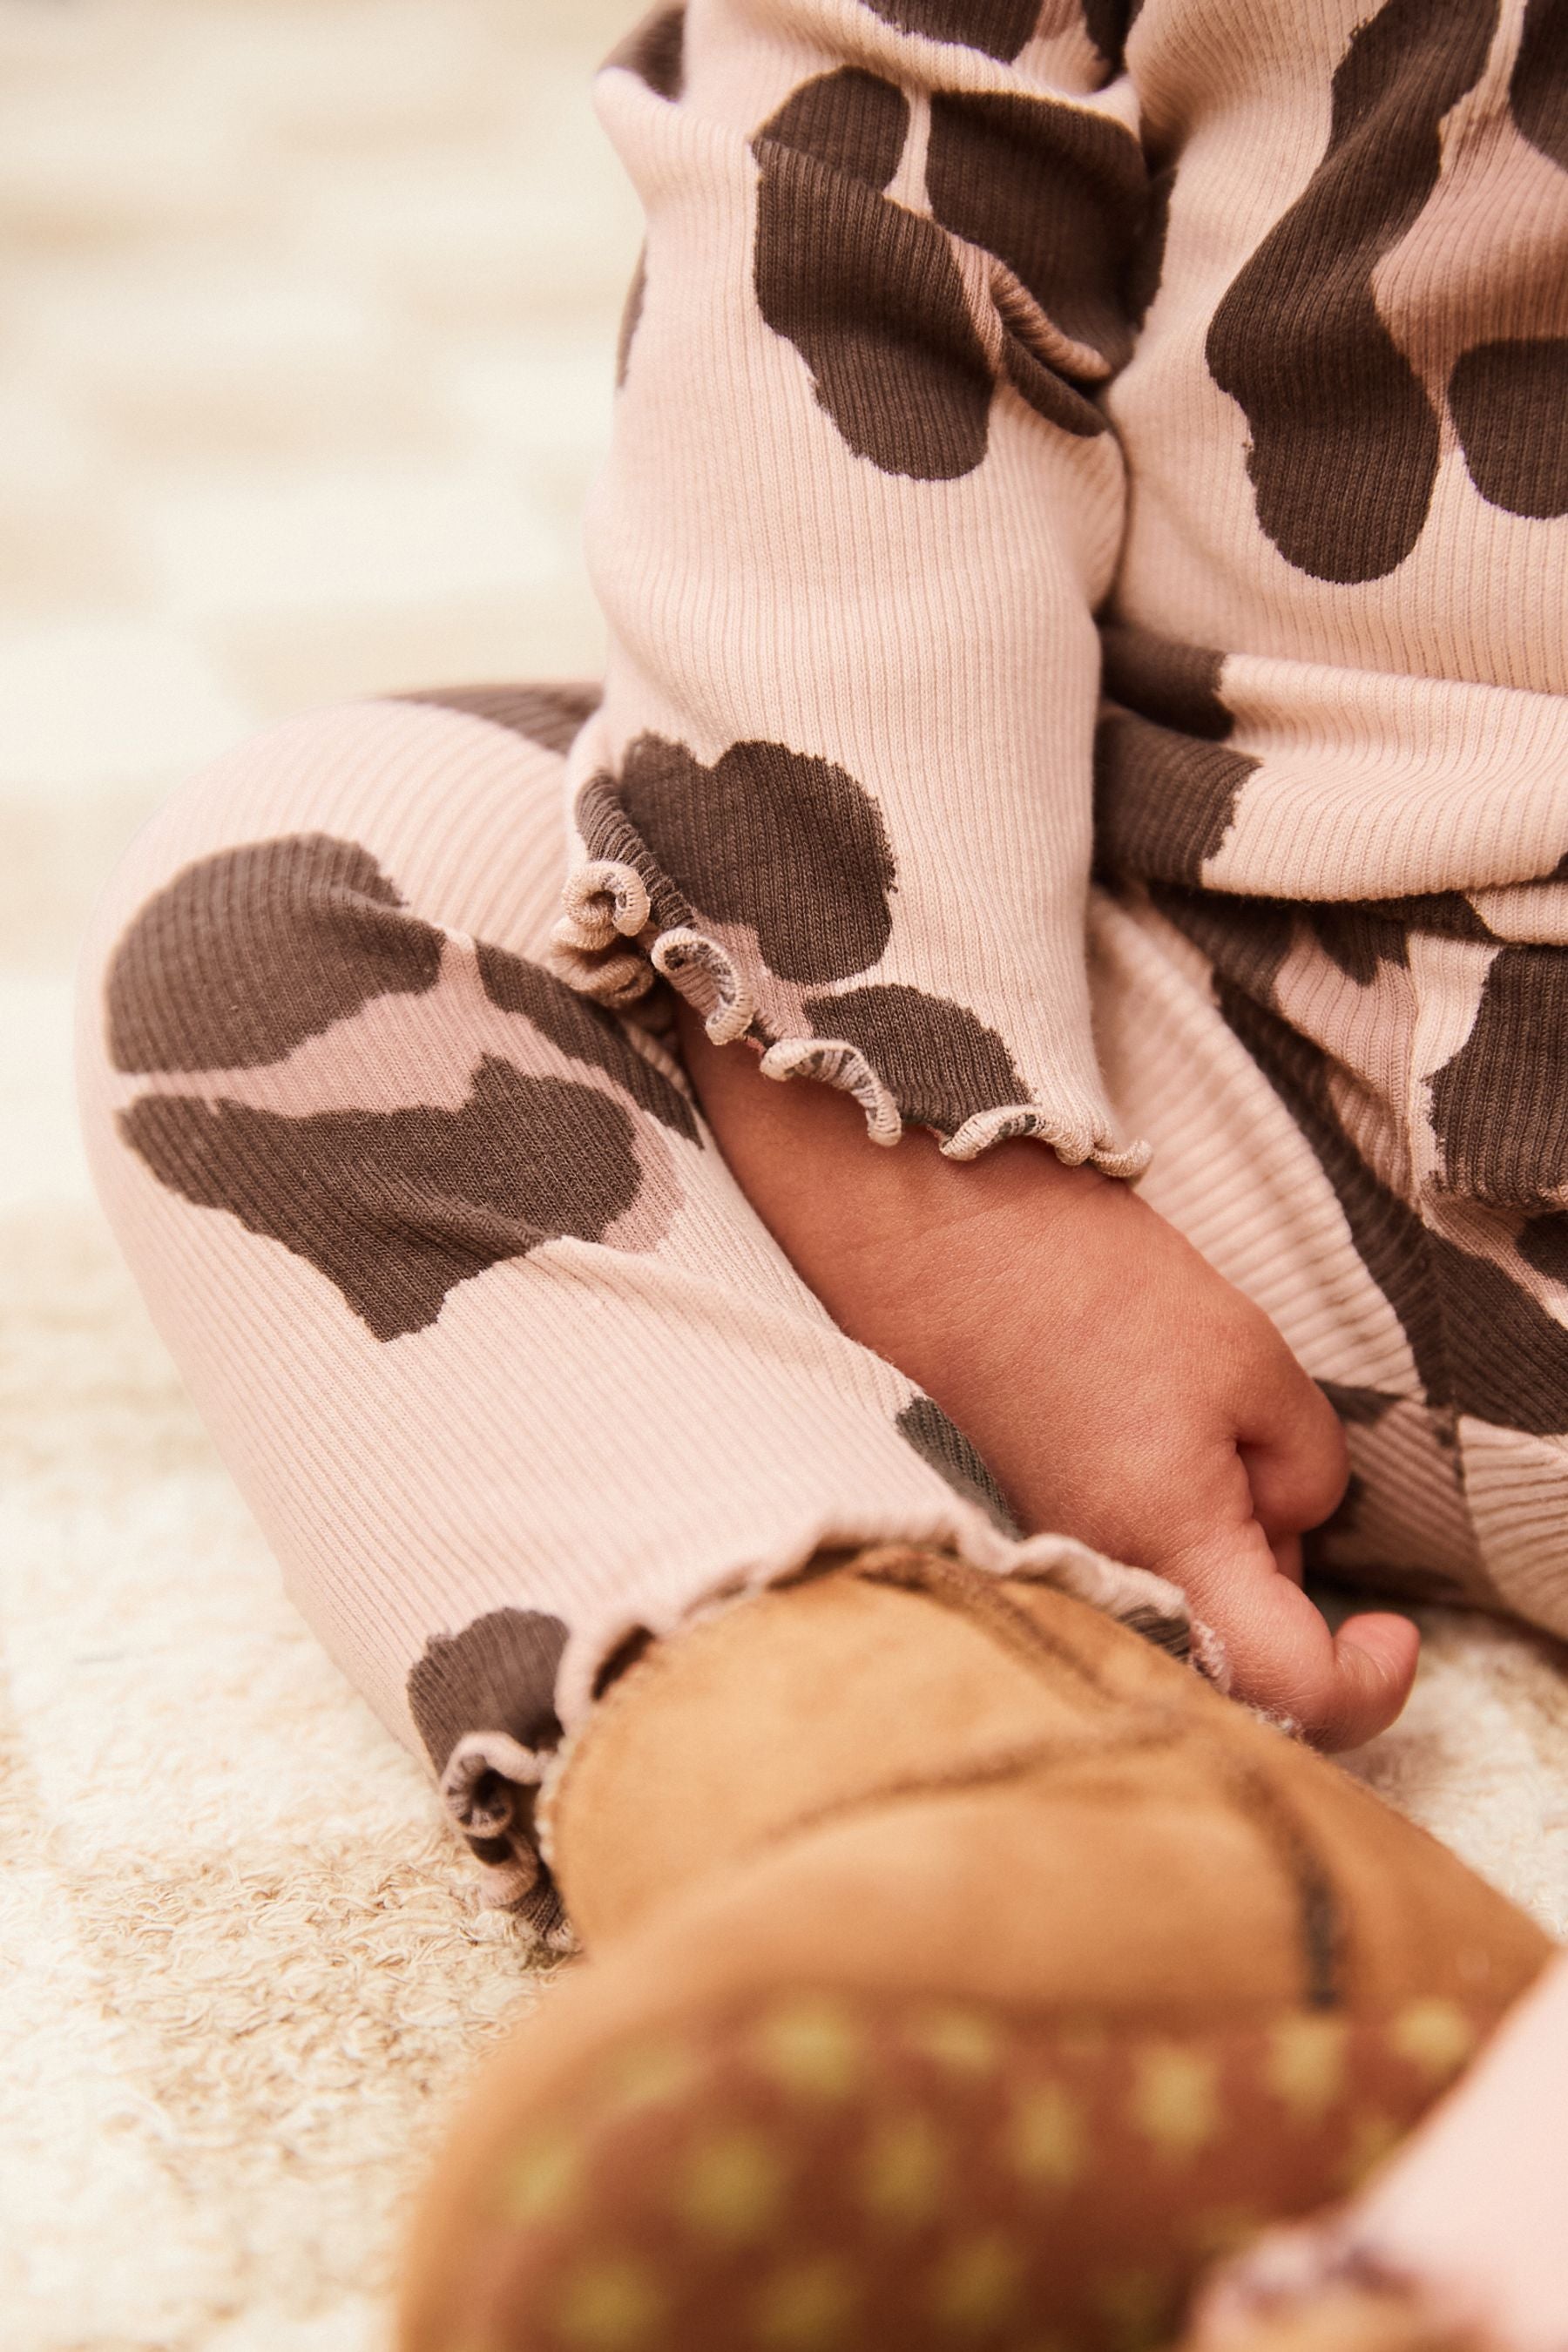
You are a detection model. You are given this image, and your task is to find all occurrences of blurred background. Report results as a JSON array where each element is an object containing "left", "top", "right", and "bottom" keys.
[
  {"left": 3, "top": 7, "right": 1565, "bottom": 2351},
  {"left": 3, "top": 0, "right": 639, "bottom": 1200},
  {"left": 1, "top": 5, "right": 639, "bottom": 2348}
]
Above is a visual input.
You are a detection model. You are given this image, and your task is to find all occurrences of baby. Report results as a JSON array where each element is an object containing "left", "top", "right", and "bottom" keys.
[{"left": 80, "top": 0, "right": 1568, "bottom": 2343}]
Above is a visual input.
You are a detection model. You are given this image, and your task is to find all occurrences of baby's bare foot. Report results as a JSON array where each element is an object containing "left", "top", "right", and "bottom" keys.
[{"left": 680, "top": 1009, "right": 1418, "bottom": 1749}]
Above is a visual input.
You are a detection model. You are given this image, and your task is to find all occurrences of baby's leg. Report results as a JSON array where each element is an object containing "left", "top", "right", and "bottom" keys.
[{"left": 76, "top": 686, "right": 1172, "bottom": 1934}]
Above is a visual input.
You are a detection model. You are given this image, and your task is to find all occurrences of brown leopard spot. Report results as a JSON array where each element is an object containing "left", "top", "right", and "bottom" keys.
[
  {"left": 1100, "top": 625, "right": 1235, "bottom": 740},
  {"left": 1430, "top": 1235, "right": 1568, "bottom": 1434},
  {"left": 106, "top": 835, "right": 443, "bottom": 1076},
  {"left": 1095, "top": 631, "right": 1258, "bottom": 885},
  {"left": 1303, "top": 894, "right": 1494, "bottom": 988},
  {"left": 1318, "top": 1382, "right": 1401, "bottom": 1427},
  {"left": 858, "top": 0, "right": 1042, "bottom": 58},
  {"left": 1402, "top": 894, "right": 1498, "bottom": 941},
  {"left": 1429, "top": 946, "right": 1568, "bottom": 1203},
  {"left": 763, "top": 66, "right": 909, "bottom": 186},
  {"left": 1149, "top": 897, "right": 1545, "bottom": 1450},
  {"left": 1520, "top": 1211, "right": 1568, "bottom": 1287},
  {"left": 753, "top": 71, "right": 995, "bottom": 479},
  {"left": 408, "top": 1608, "right": 570, "bottom": 1928},
  {"left": 926, "top": 89, "right": 1146, "bottom": 374},
  {"left": 1152, "top": 889, "right": 1450, "bottom": 1403},
  {"left": 997, "top": 328, "right": 1108, "bottom": 436},
  {"left": 606, "top": 4, "right": 685, "bottom": 99},
  {"left": 1309, "top": 1446, "right": 1478, "bottom": 1610},
  {"left": 578, "top": 733, "right": 897, "bottom": 987},
  {"left": 804, "top": 981, "right": 1024, "bottom": 1134},
  {"left": 1081, "top": 0, "right": 1136, "bottom": 70},
  {"left": 1449, "top": 339, "right": 1568, "bottom": 522},
  {"left": 1301, "top": 908, "right": 1414, "bottom": 989},
  {"left": 1213, "top": 977, "right": 1568, "bottom": 1435},
  {"left": 408, "top": 1609, "right": 570, "bottom": 1769},
  {"left": 896, "top": 1395, "right": 1018, "bottom": 1533},
  {"left": 476, "top": 940, "right": 700, "bottom": 1142},
  {"left": 573, "top": 773, "right": 695, "bottom": 945},
  {"left": 1210, "top": 986, "right": 1448, "bottom": 1410},
  {"left": 1147, "top": 883, "right": 1295, "bottom": 1006},
  {"left": 1173, "top": 891, "right": 1488, "bottom": 998},
  {"left": 396, "top": 682, "right": 600, "bottom": 757},
  {"left": 1205, "top": 0, "right": 1497, "bottom": 583},
  {"left": 1095, "top": 724, "right": 1259, "bottom": 886},
  {"left": 1511, "top": 0, "right": 1568, "bottom": 172},
  {"left": 118, "top": 1058, "right": 645, "bottom": 1341}
]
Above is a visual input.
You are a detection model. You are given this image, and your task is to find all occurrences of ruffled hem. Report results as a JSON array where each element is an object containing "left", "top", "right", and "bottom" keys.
[
  {"left": 552, "top": 856, "right": 1152, "bottom": 1180},
  {"left": 436, "top": 1727, "right": 578, "bottom": 1950}
]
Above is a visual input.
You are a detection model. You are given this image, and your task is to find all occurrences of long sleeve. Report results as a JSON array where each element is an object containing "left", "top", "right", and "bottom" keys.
[{"left": 553, "top": 0, "right": 1152, "bottom": 1173}]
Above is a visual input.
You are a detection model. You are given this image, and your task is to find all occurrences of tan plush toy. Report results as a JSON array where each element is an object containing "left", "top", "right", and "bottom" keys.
[{"left": 397, "top": 1551, "right": 1549, "bottom": 2352}]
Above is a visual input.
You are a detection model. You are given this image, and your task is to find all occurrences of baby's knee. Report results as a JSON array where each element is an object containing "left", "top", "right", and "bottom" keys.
[
  {"left": 78, "top": 703, "right": 435, "bottom": 1090},
  {"left": 78, "top": 687, "right": 587, "bottom": 1089}
]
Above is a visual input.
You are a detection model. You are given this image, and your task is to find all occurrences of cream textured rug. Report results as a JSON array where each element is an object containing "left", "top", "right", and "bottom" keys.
[{"left": 1, "top": 4, "right": 1564, "bottom": 2349}]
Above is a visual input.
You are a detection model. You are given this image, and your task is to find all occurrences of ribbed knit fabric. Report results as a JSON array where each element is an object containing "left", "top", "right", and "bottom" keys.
[
  {"left": 557, "top": 0, "right": 1568, "bottom": 1173},
  {"left": 76, "top": 700, "right": 1190, "bottom": 1936},
  {"left": 77, "top": 695, "right": 1568, "bottom": 1928},
  {"left": 1090, "top": 887, "right": 1568, "bottom": 1641},
  {"left": 77, "top": 0, "right": 1568, "bottom": 1921}
]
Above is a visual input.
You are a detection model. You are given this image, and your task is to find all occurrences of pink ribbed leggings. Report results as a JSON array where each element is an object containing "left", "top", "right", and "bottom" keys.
[{"left": 78, "top": 686, "right": 1568, "bottom": 1927}]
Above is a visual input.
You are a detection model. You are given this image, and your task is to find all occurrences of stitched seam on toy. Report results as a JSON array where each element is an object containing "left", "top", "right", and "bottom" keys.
[
  {"left": 856, "top": 1548, "right": 1343, "bottom": 2008},
  {"left": 741, "top": 1722, "right": 1191, "bottom": 1857},
  {"left": 1206, "top": 1745, "right": 1345, "bottom": 2011},
  {"left": 852, "top": 1545, "right": 1154, "bottom": 1712}
]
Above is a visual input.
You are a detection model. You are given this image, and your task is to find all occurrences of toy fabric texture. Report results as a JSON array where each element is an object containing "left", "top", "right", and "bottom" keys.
[{"left": 395, "top": 1558, "right": 1551, "bottom": 2352}]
